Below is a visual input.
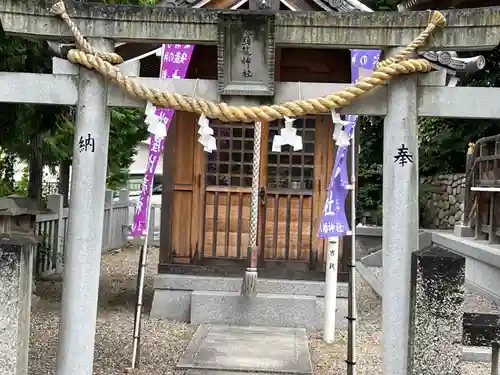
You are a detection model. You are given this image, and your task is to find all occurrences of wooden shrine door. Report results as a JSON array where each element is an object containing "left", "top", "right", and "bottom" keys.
[
  {"left": 203, "top": 121, "right": 255, "bottom": 259},
  {"left": 160, "top": 112, "right": 206, "bottom": 264},
  {"left": 201, "top": 116, "right": 332, "bottom": 268},
  {"left": 259, "top": 117, "right": 331, "bottom": 268}
]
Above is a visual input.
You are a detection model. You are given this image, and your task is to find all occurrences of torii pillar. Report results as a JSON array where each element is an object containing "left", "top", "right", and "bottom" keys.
[
  {"left": 55, "top": 38, "right": 113, "bottom": 375},
  {"left": 382, "top": 48, "right": 419, "bottom": 375}
]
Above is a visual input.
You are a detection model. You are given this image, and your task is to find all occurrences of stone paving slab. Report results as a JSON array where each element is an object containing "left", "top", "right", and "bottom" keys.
[
  {"left": 186, "top": 371, "right": 293, "bottom": 375},
  {"left": 177, "top": 324, "right": 312, "bottom": 375}
]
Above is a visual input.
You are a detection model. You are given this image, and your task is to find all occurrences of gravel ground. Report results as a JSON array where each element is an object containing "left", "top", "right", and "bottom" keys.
[
  {"left": 30, "top": 245, "right": 195, "bottom": 375},
  {"left": 30, "top": 245, "right": 494, "bottom": 375},
  {"left": 308, "top": 275, "right": 494, "bottom": 375}
]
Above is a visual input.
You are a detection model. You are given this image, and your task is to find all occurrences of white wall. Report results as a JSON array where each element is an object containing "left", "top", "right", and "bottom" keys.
[
  {"left": 13, "top": 159, "right": 59, "bottom": 185},
  {"left": 11, "top": 139, "right": 161, "bottom": 190},
  {"left": 129, "top": 139, "right": 164, "bottom": 176}
]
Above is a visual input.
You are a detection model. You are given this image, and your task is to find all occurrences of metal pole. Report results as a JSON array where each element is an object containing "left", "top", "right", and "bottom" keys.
[
  {"left": 55, "top": 38, "right": 113, "bottom": 375},
  {"left": 347, "top": 123, "right": 357, "bottom": 375},
  {"left": 492, "top": 346, "right": 499, "bottom": 375},
  {"left": 130, "top": 182, "right": 154, "bottom": 369}
]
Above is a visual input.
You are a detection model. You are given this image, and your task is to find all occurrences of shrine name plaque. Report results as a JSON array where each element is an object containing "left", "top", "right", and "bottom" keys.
[{"left": 217, "top": 12, "right": 276, "bottom": 97}]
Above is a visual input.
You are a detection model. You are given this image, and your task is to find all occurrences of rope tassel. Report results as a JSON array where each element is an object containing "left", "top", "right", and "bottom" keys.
[{"left": 50, "top": 1, "right": 446, "bottom": 123}]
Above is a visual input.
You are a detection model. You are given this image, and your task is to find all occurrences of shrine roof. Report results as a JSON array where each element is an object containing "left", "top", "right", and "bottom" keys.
[
  {"left": 121, "top": 0, "right": 370, "bottom": 77},
  {"left": 3, "top": 1, "right": 496, "bottom": 49},
  {"left": 158, "top": 0, "right": 369, "bottom": 12}
]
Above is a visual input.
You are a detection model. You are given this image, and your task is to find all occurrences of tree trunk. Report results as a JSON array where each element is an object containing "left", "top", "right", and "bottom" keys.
[
  {"left": 59, "top": 159, "right": 71, "bottom": 206},
  {"left": 27, "top": 133, "right": 44, "bottom": 202}
]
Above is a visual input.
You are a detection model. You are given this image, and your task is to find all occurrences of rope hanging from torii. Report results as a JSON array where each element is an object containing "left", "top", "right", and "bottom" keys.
[{"left": 50, "top": 1, "right": 446, "bottom": 123}]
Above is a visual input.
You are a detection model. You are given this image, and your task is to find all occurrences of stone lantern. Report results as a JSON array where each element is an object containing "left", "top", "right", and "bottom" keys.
[{"left": 0, "top": 196, "right": 46, "bottom": 375}]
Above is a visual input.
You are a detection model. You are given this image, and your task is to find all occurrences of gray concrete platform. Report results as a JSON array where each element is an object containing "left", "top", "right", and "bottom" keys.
[
  {"left": 190, "top": 291, "right": 347, "bottom": 330},
  {"left": 177, "top": 324, "right": 312, "bottom": 375},
  {"left": 151, "top": 274, "right": 348, "bottom": 330},
  {"left": 153, "top": 274, "right": 343, "bottom": 296}
]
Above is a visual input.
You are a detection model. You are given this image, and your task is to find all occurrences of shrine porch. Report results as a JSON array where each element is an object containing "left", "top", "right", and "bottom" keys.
[{"left": 150, "top": 272, "right": 348, "bottom": 330}]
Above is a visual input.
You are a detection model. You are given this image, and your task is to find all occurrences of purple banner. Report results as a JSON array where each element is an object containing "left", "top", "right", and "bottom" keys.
[
  {"left": 317, "top": 49, "right": 381, "bottom": 238},
  {"left": 130, "top": 44, "right": 195, "bottom": 237}
]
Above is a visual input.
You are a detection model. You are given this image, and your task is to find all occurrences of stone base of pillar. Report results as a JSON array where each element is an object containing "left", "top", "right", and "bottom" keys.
[{"left": 0, "top": 241, "right": 34, "bottom": 375}]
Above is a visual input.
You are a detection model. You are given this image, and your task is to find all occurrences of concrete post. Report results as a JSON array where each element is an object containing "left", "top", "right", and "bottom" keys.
[
  {"left": 148, "top": 205, "right": 156, "bottom": 245},
  {"left": 119, "top": 189, "right": 130, "bottom": 203},
  {"left": 118, "top": 189, "right": 131, "bottom": 244},
  {"left": 104, "top": 189, "right": 114, "bottom": 250},
  {"left": 323, "top": 236, "right": 339, "bottom": 343},
  {"left": 46, "top": 194, "right": 64, "bottom": 274},
  {"left": 55, "top": 38, "right": 113, "bottom": 375},
  {"left": 492, "top": 346, "right": 499, "bottom": 375},
  {"left": 382, "top": 48, "right": 419, "bottom": 375}
]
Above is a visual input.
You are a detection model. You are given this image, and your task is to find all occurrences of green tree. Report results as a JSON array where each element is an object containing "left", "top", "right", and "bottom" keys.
[
  {"left": 0, "top": 0, "right": 157, "bottom": 200},
  {"left": 357, "top": 0, "right": 500, "bottom": 220}
]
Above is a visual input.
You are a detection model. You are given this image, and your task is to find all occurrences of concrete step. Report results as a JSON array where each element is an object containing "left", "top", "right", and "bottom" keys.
[
  {"left": 186, "top": 371, "right": 299, "bottom": 375},
  {"left": 154, "top": 274, "right": 336, "bottom": 296},
  {"left": 177, "top": 325, "right": 312, "bottom": 375},
  {"left": 190, "top": 290, "right": 347, "bottom": 330}
]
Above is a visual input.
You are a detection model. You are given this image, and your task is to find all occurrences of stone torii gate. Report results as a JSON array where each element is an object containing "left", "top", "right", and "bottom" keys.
[{"left": 2, "top": 1, "right": 500, "bottom": 375}]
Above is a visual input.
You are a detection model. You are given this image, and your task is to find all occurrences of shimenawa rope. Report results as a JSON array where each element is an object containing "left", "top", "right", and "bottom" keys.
[{"left": 50, "top": 1, "right": 446, "bottom": 123}]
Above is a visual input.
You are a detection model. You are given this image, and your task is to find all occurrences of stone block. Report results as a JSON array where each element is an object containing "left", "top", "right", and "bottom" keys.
[
  {"left": 117, "top": 60, "right": 140, "bottom": 77},
  {"left": 0, "top": 243, "right": 34, "bottom": 375},
  {"left": 52, "top": 57, "right": 79, "bottom": 75},
  {"left": 409, "top": 244, "right": 466, "bottom": 375},
  {"left": 360, "top": 249, "right": 382, "bottom": 267},
  {"left": 465, "top": 258, "right": 500, "bottom": 306},
  {"left": 356, "top": 225, "right": 382, "bottom": 237},
  {"left": 177, "top": 324, "right": 312, "bottom": 375},
  {"left": 418, "top": 230, "right": 433, "bottom": 249},
  {"left": 150, "top": 289, "right": 191, "bottom": 321},
  {"left": 191, "top": 291, "right": 333, "bottom": 330},
  {"left": 153, "top": 274, "right": 345, "bottom": 297},
  {"left": 463, "top": 312, "right": 500, "bottom": 347},
  {"left": 356, "top": 263, "right": 383, "bottom": 298},
  {"left": 454, "top": 223, "right": 474, "bottom": 238},
  {"left": 316, "top": 296, "right": 348, "bottom": 330}
]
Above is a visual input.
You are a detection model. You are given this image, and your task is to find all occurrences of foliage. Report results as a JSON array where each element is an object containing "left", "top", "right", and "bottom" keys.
[
  {"left": 0, "top": 149, "right": 16, "bottom": 196},
  {"left": 108, "top": 109, "right": 149, "bottom": 189},
  {"left": 356, "top": 1, "right": 500, "bottom": 218},
  {"left": 373, "top": 0, "right": 400, "bottom": 10},
  {"left": 0, "top": 0, "right": 154, "bottom": 198}
]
